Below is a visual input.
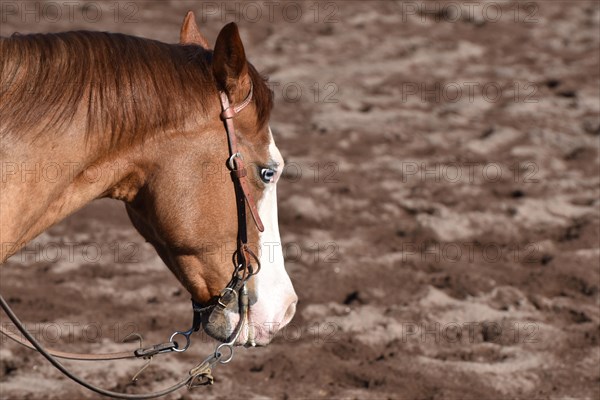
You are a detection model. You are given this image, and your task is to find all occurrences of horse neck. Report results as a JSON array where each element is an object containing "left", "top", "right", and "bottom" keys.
[{"left": 0, "top": 129, "right": 149, "bottom": 262}]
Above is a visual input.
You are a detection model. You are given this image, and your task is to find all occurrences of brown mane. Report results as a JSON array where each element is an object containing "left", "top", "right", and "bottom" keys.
[{"left": 0, "top": 31, "right": 273, "bottom": 149}]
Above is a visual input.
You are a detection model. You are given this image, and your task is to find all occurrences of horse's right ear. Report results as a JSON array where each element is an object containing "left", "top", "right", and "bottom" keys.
[
  {"left": 212, "top": 23, "right": 250, "bottom": 99},
  {"left": 180, "top": 11, "right": 210, "bottom": 49}
]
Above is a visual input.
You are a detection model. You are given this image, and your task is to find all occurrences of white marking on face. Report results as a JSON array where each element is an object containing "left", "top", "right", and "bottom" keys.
[{"left": 246, "top": 127, "right": 297, "bottom": 345}]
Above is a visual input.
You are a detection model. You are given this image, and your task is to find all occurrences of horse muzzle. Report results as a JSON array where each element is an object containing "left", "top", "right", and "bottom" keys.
[{"left": 201, "top": 288, "right": 297, "bottom": 346}]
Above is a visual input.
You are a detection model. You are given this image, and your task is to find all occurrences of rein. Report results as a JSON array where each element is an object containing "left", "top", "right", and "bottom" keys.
[{"left": 0, "top": 84, "right": 261, "bottom": 398}]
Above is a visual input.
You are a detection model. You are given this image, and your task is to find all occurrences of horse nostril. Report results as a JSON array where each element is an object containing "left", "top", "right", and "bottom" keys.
[{"left": 282, "top": 301, "right": 297, "bottom": 326}]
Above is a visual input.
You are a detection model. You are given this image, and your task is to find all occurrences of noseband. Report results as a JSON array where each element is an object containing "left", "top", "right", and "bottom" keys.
[{"left": 0, "top": 85, "right": 263, "bottom": 398}]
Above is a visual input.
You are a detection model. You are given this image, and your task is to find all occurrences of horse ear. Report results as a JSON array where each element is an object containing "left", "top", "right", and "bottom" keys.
[
  {"left": 180, "top": 11, "right": 210, "bottom": 49},
  {"left": 212, "top": 23, "right": 250, "bottom": 97}
]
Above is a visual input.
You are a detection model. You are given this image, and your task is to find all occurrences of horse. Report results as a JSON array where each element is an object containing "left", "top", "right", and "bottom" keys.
[{"left": 0, "top": 12, "right": 297, "bottom": 355}]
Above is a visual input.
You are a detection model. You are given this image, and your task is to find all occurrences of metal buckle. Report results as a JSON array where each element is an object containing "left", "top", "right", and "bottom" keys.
[
  {"left": 226, "top": 152, "right": 242, "bottom": 171},
  {"left": 217, "top": 287, "right": 238, "bottom": 308}
]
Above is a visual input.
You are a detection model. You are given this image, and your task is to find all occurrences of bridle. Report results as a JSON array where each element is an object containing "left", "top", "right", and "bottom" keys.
[{"left": 0, "top": 84, "right": 263, "bottom": 398}]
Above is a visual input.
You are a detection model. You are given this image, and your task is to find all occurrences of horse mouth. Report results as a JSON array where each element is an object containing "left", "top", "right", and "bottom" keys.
[
  {"left": 201, "top": 310, "right": 265, "bottom": 346},
  {"left": 200, "top": 305, "right": 293, "bottom": 347}
]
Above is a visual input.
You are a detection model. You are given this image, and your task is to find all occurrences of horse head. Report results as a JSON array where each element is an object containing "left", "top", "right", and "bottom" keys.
[{"left": 124, "top": 16, "right": 297, "bottom": 346}]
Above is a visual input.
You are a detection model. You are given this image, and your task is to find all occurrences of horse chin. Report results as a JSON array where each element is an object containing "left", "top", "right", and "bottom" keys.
[
  {"left": 201, "top": 307, "right": 242, "bottom": 344},
  {"left": 200, "top": 306, "right": 273, "bottom": 347}
]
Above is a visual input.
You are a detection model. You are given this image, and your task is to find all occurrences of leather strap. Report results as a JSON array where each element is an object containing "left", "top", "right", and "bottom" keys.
[
  {"left": 0, "top": 294, "right": 192, "bottom": 399},
  {"left": 0, "top": 325, "right": 137, "bottom": 360},
  {"left": 219, "top": 86, "right": 264, "bottom": 232}
]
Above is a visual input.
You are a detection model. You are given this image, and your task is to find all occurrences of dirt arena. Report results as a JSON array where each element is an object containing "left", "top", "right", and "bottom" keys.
[{"left": 1, "top": 1, "right": 599, "bottom": 399}]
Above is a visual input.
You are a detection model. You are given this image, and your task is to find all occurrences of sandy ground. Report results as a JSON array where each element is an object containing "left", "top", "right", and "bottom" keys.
[{"left": 1, "top": 0, "right": 599, "bottom": 399}]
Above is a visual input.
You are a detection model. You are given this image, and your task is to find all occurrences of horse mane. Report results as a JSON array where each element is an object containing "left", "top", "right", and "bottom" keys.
[{"left": 0, "top": 31, "right": 273, "bottom": 149}]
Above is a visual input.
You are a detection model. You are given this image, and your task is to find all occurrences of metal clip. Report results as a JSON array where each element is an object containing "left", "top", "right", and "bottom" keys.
[
  {"left": 134, "top": 342, "right": 177, "bottom": 358},
  {"left": 123, "top": 333, "right": 157, "bottom": 382}
]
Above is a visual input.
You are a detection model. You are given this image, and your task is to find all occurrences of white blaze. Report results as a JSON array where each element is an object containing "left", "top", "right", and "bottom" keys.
[{"left": 247, "top": 128, "right": 297, "bottom": 345}]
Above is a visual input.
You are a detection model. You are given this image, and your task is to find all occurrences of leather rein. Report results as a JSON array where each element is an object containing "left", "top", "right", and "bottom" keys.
[{"left": 0, "top": 84, "right": 263, "bottom": 398}]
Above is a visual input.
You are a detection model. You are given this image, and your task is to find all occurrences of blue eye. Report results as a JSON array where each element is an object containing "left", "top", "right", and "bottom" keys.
[{"left": 260, "top": 168, "right": 276, "bottom": 183}]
